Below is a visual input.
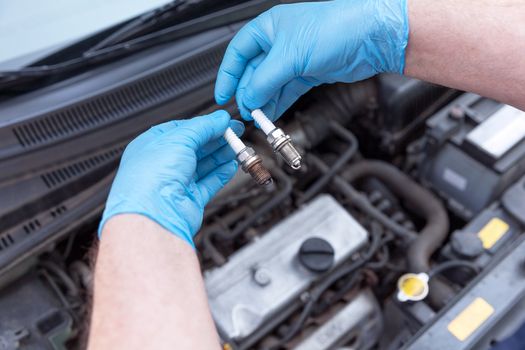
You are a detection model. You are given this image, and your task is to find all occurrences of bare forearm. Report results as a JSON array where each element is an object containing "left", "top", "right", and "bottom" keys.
[
  {"left": 88, "top": 215, "right": 220, "bottom": 350},
  {"left": 406, "top": 0, "right": 525, "bottom": 109}
]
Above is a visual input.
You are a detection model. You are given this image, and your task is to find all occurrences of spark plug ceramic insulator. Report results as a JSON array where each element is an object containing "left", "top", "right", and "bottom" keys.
[
  {"left": 251, "top": 109, "right": 302, "bottom": 170},
  {"left": 224, "top": 127, "right": 273, "bottom": 186}
]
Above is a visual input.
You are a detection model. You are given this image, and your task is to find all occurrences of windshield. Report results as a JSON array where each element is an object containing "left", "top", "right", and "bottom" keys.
[
  {"left": 0, "top": 0, "right": 262, "bottom": 93},
  {"left": 0, "top": 0, "right": 174, "bottom": 70}
]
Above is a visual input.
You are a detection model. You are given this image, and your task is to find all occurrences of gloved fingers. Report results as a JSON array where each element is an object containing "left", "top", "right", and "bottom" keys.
[
  {"left": 196, "top": 144, "right": 237, "bottom": 180},
  {"left": 196, "top": 120, "right": 245, "bottom": 160},
  {"left": 237, "top": 88, "right": 279, "bottom": 126},
  {"left": 215, "top": 18, "right": 271, "bottom": 105},
  {"left": 148, "top": 120, "right": 181, "bottom": 134},
  {"left": 172, "top": 110, "right": 231, "bottom": 151},
  {"left": 196, "top": 160, "right": 238, "bottom": 206},
  {"left": 235, "top": 53, "right": 266, "bottom": 120},
  {"left": 238, "top": 87, "right": 279, "bottom": 124},
  {"left": 241, "top": 39, "right": 296, "bottom": 112},
  {"left": 237, "top": 75, "right": 314, "bottom": 122},
  {"left": 272, "top": 77, "right": 317, "bottom": 119},
  {"left": 236, "top": 54, "right": 281, "bottom": 122},
  {"left": 123, "top": 120, "right": 181, "bottom": 155}
]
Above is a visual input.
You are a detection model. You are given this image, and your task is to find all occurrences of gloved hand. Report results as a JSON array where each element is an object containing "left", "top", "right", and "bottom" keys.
[
  {"left": 215, "top": 0, "right": 409, "bottom": 121},
  {"left": 99, "top": 111, "right": 244, "bottom": 248}
]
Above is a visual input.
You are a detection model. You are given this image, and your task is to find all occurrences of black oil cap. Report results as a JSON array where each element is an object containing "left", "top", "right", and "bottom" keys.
[
  {"left": 451, "top": 231, "right": 484, "bottom": 259},
  {"left": 298, "top": 237, "right": 335, "bottom": 273}
]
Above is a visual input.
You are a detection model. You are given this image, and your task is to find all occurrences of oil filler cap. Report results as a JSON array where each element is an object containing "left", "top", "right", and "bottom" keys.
[{"left": 298, "top": 237, "right": 335, "bottom": 273}]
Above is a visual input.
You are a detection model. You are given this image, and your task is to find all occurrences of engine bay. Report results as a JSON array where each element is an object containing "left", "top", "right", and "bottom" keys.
[
  {"left": 1, "top": 71, "right": 525, "bottom": 349},
  {"left": 193, "top": 78, "right": 525, "bottom": 350}
]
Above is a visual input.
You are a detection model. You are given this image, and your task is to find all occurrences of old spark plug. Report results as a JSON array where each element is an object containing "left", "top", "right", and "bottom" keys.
[
  {"left": 251, "top": 109, "right": 302, "bottom": 170},
  {"left": 224, "top": 127, "right": 273, "bottom": 186}
]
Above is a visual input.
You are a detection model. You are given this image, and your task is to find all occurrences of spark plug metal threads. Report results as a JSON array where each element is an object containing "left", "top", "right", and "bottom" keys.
[
  {"left": 251, "top": 109, "right": 302, "bottom": 170},
  {"left": 224, "top": 127, "right": 273, "bottom": 186}
]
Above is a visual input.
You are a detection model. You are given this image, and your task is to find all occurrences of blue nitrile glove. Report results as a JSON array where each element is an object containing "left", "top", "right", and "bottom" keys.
[
  {"left": 99, "top": 111, "right": 244, "bottom": 248},
  {"left": 215, "top": 0, "right": 409, "bottom": 121}
]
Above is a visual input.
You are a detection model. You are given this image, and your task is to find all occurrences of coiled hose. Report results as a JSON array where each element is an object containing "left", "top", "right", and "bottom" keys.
[{"left": 342, "top": 160, "right": 454, "bottom": 308}]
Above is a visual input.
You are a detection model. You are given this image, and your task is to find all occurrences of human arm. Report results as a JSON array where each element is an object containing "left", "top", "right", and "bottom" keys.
[
  {"left": 215, "top": 0, "right": 525, "bottom": 122},
  {"left": 405, "top": 0, "right": 525, "bottom": 109},
  {"left": 88, "top": 215, "right": 220, "bottom": 350},
  {"left": 87, "top": 111, "right": 244, "bottom": 349}
]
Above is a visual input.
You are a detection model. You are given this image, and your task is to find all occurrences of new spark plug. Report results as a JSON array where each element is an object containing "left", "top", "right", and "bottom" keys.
[
  {"left": 224, "top": 127, "right": 273, "bottom": 186},
  {"left": 251, "top": 109, "right": 302, "bottom": 170}
]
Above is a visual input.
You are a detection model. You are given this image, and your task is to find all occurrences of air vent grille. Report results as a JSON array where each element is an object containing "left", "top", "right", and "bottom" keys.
[
  {"left": 0, "top": 233, "right": 15, "bottom": 251},
  {"left": 50, "top": 205, "right": 68, "bottom": 218},
  {"left": 23, "top": 219, "right": 41, "bottom": 235},
  {"left": 12, "top": 44, "right": 225, "bottom": 147},
  {"left": 41, "top": 146, "right": 124, "bottom": 189}
]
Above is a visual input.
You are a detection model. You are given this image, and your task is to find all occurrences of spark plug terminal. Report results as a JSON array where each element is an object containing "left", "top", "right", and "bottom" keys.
[
  {"left": 251, "top": 109, "right": 302, "bottom": 170},
  {"left": 224, "top": 127, "right": 273, "bottom": 186}
]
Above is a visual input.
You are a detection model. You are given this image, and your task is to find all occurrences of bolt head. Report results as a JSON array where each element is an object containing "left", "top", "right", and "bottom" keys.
[
  {"left": 253, "top": 268, "right": 272, "bottom": 286},
  {"left": 267, "top": 128, "right": 292, "bottom": 151},
  {"left": 449, "top": 105, "right": 465, "bottom": 120},
  {"left": 237, "top": 147, "right": 256, "bottom": 163},
  {"left": 267, "top": 128, "right": 285, "bottom": 145}
]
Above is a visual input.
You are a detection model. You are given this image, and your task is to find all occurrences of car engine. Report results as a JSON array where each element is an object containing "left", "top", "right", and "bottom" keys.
[
  {"left": 1, "top": 23, "right": 525, "bottom": 349},
  {"left": 190, "top": 78, "right": 525, "bottom": 350}
]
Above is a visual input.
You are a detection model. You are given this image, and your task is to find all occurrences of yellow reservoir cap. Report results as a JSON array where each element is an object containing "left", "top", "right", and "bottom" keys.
[{"left": 397, "top": 273, "right": 429, "bottom": 302}]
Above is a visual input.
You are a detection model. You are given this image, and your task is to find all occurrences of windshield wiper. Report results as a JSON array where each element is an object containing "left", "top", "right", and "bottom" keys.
[
  {"left": 0, "top": 0, "right": 194, "bottom": 86},
  {"left": 86, "top": 0, "right": 196, "bottom": 53},
  {"left": 0, "top": 0, "right": 280, "bottom": 92}
]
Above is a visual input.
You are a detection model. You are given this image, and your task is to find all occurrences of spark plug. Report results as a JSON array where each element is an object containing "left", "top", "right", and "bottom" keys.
[
  {"left": 224, "top": 127, "right": 273, "bottom": 186},
  {"left": 251, "top": 109, "right": 302, "bottom": 170}
]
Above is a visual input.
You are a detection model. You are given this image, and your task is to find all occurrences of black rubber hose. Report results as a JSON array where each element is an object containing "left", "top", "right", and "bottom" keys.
[
  {"left": 342, "top": 161, "right": 448, "bottom": 272},
  {"left": 308, "top": 155, "right": 417, "bottom": 240},
  {"left": 290, "top": 81, "right": 376, "bottom": 150},
  {"left": 39, "top": 260, "right": 80, "bottom": 297},
  {"left": 201, "top": 226, "right": 230, "bottom": 266},
  {"left": 342, "top": 160, "right": 454, "bottom": 308},
  {"left": 230, "top": 167, "right": 293, "bottom": 237},
  {"left": 201, "top": 167, "right": 293, "bottom": 266},
  {"left": 298, "top": 121, "right": 359, "bottom": 205},
  {"left": 428, "top": 260, "right": 480, "bottom": 279}
]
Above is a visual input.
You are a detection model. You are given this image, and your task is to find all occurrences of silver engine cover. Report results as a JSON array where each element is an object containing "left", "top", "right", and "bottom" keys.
[
  {"left": 204, "top": 195, "right": 368, "bottom": 341},
  {"left": 294, "top": 289, "right": 382, "bottom": 350}
]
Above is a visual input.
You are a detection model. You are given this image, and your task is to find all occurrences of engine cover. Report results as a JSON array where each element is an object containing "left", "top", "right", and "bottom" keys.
[
  {"left": 294, "top": 289, "right": 382, "bottom": 350},
  {"left": 204, "top": 195, "right": 368, "bottom": 341}
]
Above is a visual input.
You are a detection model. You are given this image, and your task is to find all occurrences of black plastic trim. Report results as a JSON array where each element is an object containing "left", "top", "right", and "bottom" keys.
[{"left": 0, "top": 27, "right": 235, "bottom": 184}]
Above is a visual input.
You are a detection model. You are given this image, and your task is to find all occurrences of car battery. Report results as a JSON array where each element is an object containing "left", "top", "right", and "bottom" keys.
[{"left": 420, "top": 93, "right": 525, "bottom": 219}]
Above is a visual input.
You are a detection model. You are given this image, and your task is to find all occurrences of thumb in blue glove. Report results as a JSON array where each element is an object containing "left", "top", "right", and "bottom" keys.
[
  {"left": 215, "top": 0, "right": 409, "bottom": 121},
  {"left": 99, "top": 110, "right": 244, "bottom": 248}
]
